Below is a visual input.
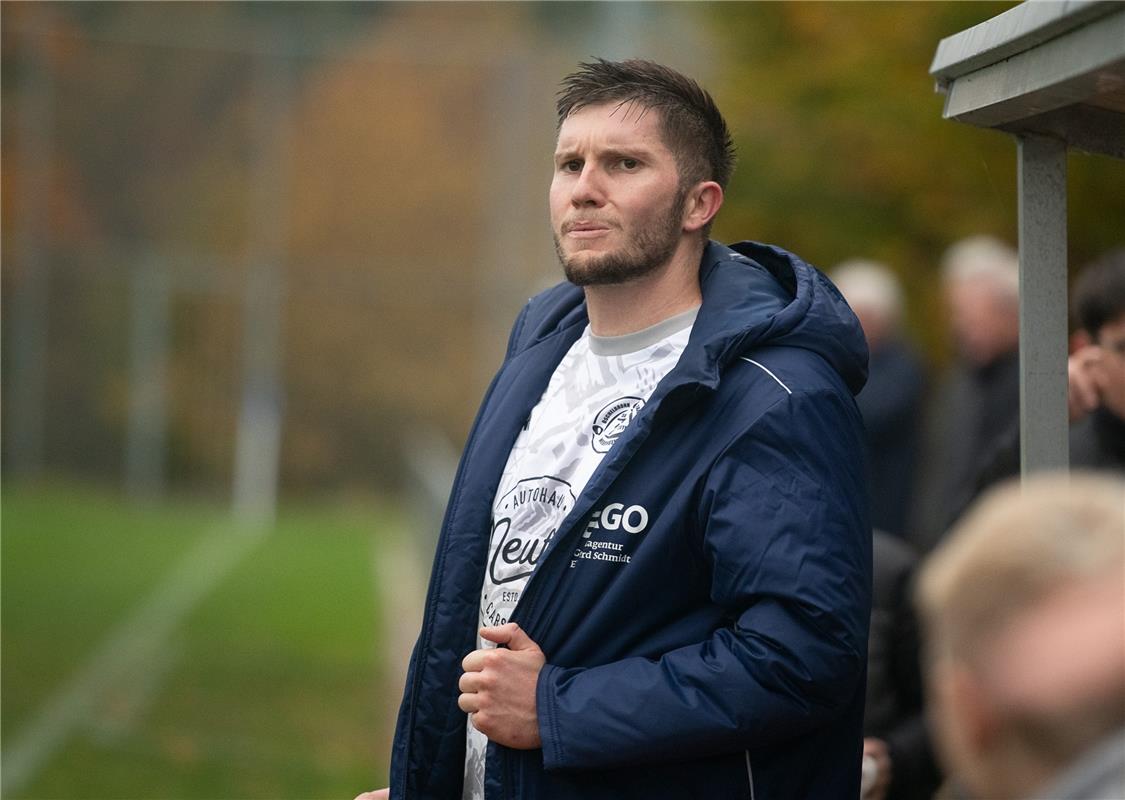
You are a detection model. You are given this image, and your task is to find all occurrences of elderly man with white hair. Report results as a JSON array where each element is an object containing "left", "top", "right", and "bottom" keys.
[{"left": 913, "top": 235, "right": 1022, "bottom": 553}]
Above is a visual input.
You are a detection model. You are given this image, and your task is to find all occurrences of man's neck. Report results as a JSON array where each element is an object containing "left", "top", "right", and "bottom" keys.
[{"left": 584, "top": 240, "right": 705, "bottom": 337}]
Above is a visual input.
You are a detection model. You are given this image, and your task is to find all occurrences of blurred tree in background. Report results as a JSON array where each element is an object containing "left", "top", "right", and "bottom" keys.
[
  {"left": 3, "top": 1, "right": 1122, "bottom": 499},
  {"left": 707, "top": 1, "right": 1125, "bottom": 363}
]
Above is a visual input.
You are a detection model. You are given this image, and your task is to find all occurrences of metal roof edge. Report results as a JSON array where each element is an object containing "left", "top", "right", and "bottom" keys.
[{"left": 930, "top": 0, "right": 1119, "bottom": 86}]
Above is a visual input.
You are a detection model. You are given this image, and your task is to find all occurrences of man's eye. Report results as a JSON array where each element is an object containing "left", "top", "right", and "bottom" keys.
[
  {"left": 562, "top": 160, "right": 582, "bottom": 172},
  {"left": 620, "top": 158, "right": 639, "bottom": 169}
]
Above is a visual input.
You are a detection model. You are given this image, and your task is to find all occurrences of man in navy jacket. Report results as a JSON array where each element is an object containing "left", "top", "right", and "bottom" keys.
[{"left": 368, "top": 59, "right": 871, "bottom": 799}]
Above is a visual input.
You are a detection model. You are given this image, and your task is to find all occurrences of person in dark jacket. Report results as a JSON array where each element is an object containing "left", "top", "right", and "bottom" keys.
[
  {"left": 360, "top": 59, "right": 871, "bottom": 800},
  {"left": 862, "top": 531, "right": 942, "bottom": 800},
  {"left": 911, "top": 236, "right": 1021, "bottom": 554},
  {"left": 1066, "top": 248, "right": 1125, "bottom": 470},
  {"left": 955, "top": 249, "right": 1125, "bottom": 504},
  {"left": 831, "top": 260, "right": 925, "bottom": 539}
]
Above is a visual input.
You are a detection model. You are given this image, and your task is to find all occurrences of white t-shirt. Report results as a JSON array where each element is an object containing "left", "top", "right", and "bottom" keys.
[{"left": 462, "top": 307, "right": 697, "bottom": 800}]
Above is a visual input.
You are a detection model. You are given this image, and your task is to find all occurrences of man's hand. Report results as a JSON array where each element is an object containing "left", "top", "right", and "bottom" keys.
[
  {"left": 1090, "top": 344, "right": 1125, "bottom": 419},
  {"left": 860, "top": 738, "right": 892, "bottom": 800},
  {"left": 353, "top": 790, "right": 388, "bottom": 800},
  {"left": 458, "top": 623, "right": 546, "bottom": 750},
  {"left": 1069, "top": 347, "right": 1103, "bottom": 422}
]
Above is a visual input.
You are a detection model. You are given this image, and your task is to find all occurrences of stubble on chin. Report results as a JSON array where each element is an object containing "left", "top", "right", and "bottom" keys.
[
  {"left": 553, "top": 192, "right": 686, "bottom": 288},
  {"left": 554, "top": 236, "right": 680, "bottom": 288},
  {"left": 553, "top": 238, "right": 654, "bottom": 287}
]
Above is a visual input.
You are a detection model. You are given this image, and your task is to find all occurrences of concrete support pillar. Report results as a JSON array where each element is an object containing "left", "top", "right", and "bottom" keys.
[{"left": 1016, "top": 134, "right": 1069, "bottom": 477}]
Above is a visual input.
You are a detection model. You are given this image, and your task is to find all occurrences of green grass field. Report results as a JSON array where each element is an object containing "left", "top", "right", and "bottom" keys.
[{"left": 2, "top": 482, "right": 407, "bottom": 799}]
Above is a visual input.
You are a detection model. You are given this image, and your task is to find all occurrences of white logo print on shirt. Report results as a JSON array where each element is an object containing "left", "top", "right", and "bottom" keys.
[
  {"left": 591, "top": 396, "right": 645, "bottom": 453},
  {"left": 486, "top": 475, "right": 575, "bottom": 591}
]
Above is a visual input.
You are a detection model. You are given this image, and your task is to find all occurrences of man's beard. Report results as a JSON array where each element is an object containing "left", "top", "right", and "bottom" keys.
[{"left": 554, "top": 187, "right": 688, "bottom": 287}]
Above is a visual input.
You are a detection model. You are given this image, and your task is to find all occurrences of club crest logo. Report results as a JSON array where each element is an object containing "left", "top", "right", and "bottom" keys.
[{"left": 591, "top": 396, "right": 644, "bottom": 453}]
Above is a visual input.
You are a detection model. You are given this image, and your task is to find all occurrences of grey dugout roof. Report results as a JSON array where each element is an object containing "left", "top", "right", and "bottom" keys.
[{"left": 930, "top": 1, "right": 1125, "bottom": 477}]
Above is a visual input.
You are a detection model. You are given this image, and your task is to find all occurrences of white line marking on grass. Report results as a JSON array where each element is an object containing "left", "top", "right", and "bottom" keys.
[
  {"left": 1, "top": 523, "right": 267, "bottom": 796},
  {"left": 87, "top": 636, "right": 183, "bottom": 745}
]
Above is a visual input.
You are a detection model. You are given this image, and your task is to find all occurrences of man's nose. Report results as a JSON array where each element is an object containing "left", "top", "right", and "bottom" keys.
[{"left": 571, "top": 165, "right": 606, "bottom": 207}]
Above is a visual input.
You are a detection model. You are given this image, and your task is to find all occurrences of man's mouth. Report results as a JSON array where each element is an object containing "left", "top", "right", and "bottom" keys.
[{"left": 563, "top": 220, "right": 614, "bottom": 238}]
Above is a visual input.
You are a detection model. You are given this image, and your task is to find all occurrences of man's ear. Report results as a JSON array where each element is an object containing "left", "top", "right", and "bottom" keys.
[
  {"left": 928, "top": 661, "right": 1005, "bottom": 800},
  {"left": 682, "top": 181, "right": 724, "bottom": 234},
  {"left": 940, "top": 662, "right": 1002, "bottom": 757}
]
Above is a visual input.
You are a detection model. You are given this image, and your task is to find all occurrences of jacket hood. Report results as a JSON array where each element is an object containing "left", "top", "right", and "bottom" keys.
[
  {"left": 695, "top": 240, "right": 869, "bottom": 396},
  {"left": 515, "top": 239, "right": 869, "bottom": 397}
]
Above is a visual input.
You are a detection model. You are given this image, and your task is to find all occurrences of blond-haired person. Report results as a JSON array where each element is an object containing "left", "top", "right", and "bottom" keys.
[{"left": 917, "top": 474, "right": 1125, "bottom": 799}]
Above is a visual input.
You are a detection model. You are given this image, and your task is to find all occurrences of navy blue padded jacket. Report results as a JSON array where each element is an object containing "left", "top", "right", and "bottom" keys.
[{"left": 389, "top": 241, "right": 872, "bottom": 799}]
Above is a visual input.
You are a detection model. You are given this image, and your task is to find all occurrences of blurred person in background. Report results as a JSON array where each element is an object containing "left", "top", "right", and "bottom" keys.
[
  {"left": 1067, "top": 248, "right": 1125, "bottom": 469},
  {"left": 861, "top": 531, "right": 942, "bottom": 800},
  {"left": 912, "top": 236, "right": 1021, "bottom": 554},
  {"left": 961, "top": 248, "right": 1125, "bottom": 499},
  {"left": 831, "top": 259, "right": 940, "bottom": 799},
  {"left": 832, "top": 259, "right": 925, "bottom": 539},
  {"left": 360, "top": 58, "right": 872, "bottom": 800},
  {"left": 917, "top": 473, "right": 1125, "bottom": 800}
]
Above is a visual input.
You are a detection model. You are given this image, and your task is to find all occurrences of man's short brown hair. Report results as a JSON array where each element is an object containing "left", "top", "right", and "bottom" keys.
[{"left": 556, "top": 59, "right": 736, "bottom": 192}]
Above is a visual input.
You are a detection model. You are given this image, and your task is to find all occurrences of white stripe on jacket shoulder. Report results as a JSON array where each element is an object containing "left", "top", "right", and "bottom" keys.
[{"left": 739, "top": 357, "right": 793, "bottom": 395}]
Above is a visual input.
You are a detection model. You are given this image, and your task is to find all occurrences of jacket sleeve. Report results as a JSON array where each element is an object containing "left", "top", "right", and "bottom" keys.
[{"left": 535, "top": 387, "right": 872, "bottom": 770}]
